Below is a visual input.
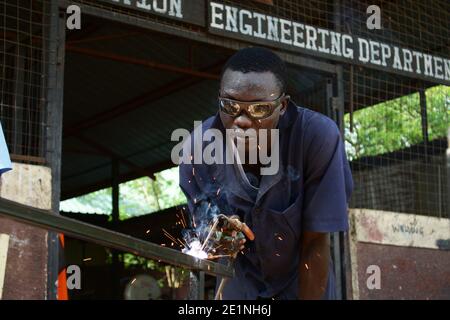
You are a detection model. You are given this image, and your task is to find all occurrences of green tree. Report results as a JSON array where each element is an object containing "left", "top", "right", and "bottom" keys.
[{"left": 345, "top": 85, "right": 449, "bottom": 161}]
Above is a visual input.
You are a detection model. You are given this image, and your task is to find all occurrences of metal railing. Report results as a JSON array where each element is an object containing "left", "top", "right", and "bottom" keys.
[{"left": 0, "top": 197, "right": 234, "bottom": 299}]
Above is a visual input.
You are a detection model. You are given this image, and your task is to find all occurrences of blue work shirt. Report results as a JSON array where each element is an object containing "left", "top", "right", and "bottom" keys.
[
  {"left": 179, "top": 101, "right": 353, "bottom": 299},
  {"left": 0, "top": 122, "right": 12, "bottom": 175}
]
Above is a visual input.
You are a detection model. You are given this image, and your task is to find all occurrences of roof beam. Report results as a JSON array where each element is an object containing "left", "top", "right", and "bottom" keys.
[
  {"left": 63, "top": 58, "right": 226, "bottom": 138},
  {"left": 65, "top": 46, "right": 220, "bottom": 80},
  {"left": 75, "top": 135, "right": 157, "bottom": 180}
]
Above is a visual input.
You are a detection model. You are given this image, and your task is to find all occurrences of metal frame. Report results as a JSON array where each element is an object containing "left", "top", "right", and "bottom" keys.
[
  {"left": 45, "top": 0, "right": 67, "bottom": 300},
  {"left": 54, "top": 0, "right": 346, "bottom": 300},
  {"left": 0, "top": 197, "right": 234, "bottom": 280}
]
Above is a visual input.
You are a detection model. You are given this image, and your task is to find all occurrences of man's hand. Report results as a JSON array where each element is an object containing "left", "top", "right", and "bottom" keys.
[
  {"left": 298, "top": 231, "right": 330, "bottom": 299},
  {"left": 208, "top": 215, "right": 247, "bottom": 258}
]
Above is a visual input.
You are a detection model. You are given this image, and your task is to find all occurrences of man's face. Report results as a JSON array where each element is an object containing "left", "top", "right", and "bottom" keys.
[{"left": 219, "top": 70, "right": 288, "bottom": 153}]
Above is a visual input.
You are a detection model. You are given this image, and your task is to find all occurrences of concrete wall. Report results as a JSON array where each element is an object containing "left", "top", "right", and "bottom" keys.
[
  {"left": 348, "top": 208, "right": 450, "bottom": 299},
  {"left": 0, "top": 162, "right": 51, "bottom": 299}
]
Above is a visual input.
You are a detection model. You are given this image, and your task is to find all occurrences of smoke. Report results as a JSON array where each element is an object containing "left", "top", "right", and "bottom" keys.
[{"left": 182, "top": 197, "right": 222, "bottom": 258}]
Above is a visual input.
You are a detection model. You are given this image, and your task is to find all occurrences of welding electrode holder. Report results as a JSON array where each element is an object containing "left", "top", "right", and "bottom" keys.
[
  {"left": 213, "top": 214, "right": 255, "bottom": 300},
  {"left": 217, "top": 214, "right": 255, "bottom": 241}
]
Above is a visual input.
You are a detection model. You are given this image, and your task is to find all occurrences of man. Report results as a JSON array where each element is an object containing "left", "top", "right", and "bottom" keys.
[{"left": 179, "top": 47, "right": 353, "bottom": 299}]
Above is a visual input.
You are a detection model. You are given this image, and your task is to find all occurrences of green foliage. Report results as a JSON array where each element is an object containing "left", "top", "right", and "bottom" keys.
[
  {"left": 344, "top": 85, "right": 449, "bottom": 161},
  {"left": 60, "top": 167, "right": 187, "bottom": 219},
  {"left": 60, "top": 188, "right": 112, "bottom": 214}
]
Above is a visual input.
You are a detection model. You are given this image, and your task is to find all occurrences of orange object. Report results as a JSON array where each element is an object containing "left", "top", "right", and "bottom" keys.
[
  {"left": 57, "top": 234, "right": 68, "bottom": 300},
  {"left": 227, "top": 217, "right": 255, "bottom": 241},
  {"left": 241, "top": 223, "right": 255, "bottom": 241}
]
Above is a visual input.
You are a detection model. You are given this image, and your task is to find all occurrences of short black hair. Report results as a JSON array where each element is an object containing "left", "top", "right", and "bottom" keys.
[{"left": 220, "top": 47, "right": 288, "bottom": 93}]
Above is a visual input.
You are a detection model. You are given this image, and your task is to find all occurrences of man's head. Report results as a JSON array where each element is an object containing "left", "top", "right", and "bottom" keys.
[{"left": 219, "top": 47, "right": 290, "bottom": 153}]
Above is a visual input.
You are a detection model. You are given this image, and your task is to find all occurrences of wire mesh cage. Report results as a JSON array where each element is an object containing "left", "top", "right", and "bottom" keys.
[
  {"left": 344, "top": 67, "right": 449, "bottom": 218},
  {"left": 0, "top": 0, "right": 51, "bottom": 164}
]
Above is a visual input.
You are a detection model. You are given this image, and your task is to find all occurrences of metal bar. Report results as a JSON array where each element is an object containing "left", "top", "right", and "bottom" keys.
[
  {"left": 0, "top": 197, "right": 234, "bottom": 278},
  {"left": 447, "top": 129, "right": 450, "bottom": 219},
  {"left": 188, "top": 270, "right": 205, "bottom": 300},
  {"left": 66, "top": 32, "right": 141, "bottom": 45},
  {"left": 45, "top": 1, "right": 66, "bottom": 301},
  {"left": 111, "top": 159, "right": 120, "bottom": 298},
  {"left": 65, "top": 46, "right": 220, "bottom": 80},
  {"left": 336, "top": 65, "right": 345, "bottom": 136},
  {"left": 112, "top": 158, "right": 120, "bottom": 222},
  {"left": 335, "top": 65, "right": 347, "bottom": 299},
  {"left": 9, "top": 154, "right": 46, "bottom": 164},
  {"left": 419, "top": 87, "right": 429, "bottom": 156}
]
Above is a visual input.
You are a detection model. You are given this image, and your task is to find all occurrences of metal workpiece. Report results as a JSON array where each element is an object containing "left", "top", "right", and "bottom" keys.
[{"left": 0, "top": 197, "right": 234, "bottom": 278}]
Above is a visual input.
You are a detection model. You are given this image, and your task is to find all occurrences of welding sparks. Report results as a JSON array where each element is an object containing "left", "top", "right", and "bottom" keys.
[
  {"left": 275, "top": 253, "right": 280, "bottom": 257},
  {"left": 182, "top": 239, "right": 208, "bottom": 259},
  {"left": 277, "top": 236, "right": 283, "bottom": 241},
  {"left": 83, "top": 258, "right": 92, "bottom": 262},
  {"left": 131, "top": 278, "right": 137, "bottom": 285},
  {"left": 176, "top": 213, "right": 187, "bottom": 228},
  {"left": 305, "top": 263, "right": 309, "bottom": 270},
  {"left": 181, "top": 211, "right": 187, "bottom": 226},
  {"left": 162, "top": 228, "right": 177, "bottom": 243},
  {"left": 146, "top": 229, "right": 150, "bottom": 234}
]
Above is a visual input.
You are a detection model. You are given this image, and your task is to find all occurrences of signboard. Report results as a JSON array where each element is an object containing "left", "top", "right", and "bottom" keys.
[
  {"left": 93, "top": 1, "right": 450, "bottom": 85},
  {"left": 100, "top": 0, "right": 205, "bottom": 26},
  {"left": 207, "top": 1, "right": 450, "bottom": 85}
]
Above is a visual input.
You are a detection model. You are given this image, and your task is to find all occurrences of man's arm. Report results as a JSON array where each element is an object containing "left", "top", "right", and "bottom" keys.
[{"left": 298, "top": 231, "right": 330, "bottom": 299}]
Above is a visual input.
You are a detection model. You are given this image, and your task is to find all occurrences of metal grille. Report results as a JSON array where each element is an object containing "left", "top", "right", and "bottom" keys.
[
  {"left": 345, "top": 66, "right": 449, "bottom": 218},
  {"left": 0, "top": 0, "right": 50, "bottom": 164}
]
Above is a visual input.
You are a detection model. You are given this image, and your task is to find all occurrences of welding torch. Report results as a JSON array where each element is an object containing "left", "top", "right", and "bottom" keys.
[
  {"left": 213, "top": 214, "right": 255, "bottom": 300},
  {"left": 218, "top": 214, "right": 255, "bottom": 241}
]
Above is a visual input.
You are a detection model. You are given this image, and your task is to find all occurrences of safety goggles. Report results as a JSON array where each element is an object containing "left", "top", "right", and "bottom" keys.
[{"left": 218, "top": 93, "right": 287, "bottom": 120}]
